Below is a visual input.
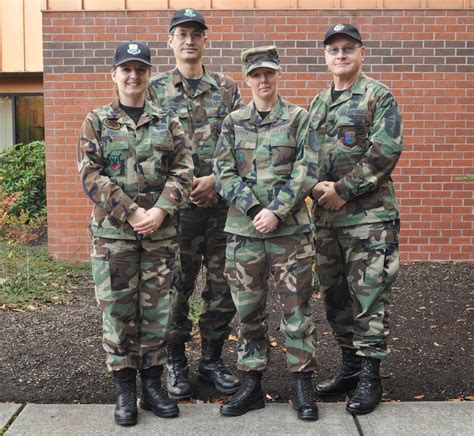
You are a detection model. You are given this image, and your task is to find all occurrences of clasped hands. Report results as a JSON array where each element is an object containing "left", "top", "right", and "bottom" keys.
[
  {"left": 128, "top": 207, "right": 168, "bottom": 236},
  {"left": 313, "top": 181, "right": 347, "bottom": 211},
  {"left": 190, "top": 175, "right": 219, "bottom": 208},
  {"left": 253, "top": 208, "right": 279, "bottom": 234}
]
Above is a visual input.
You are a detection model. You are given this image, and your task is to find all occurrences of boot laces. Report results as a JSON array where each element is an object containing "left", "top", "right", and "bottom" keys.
[
  {"left": 296, "top": 378, "right": 313, "bottom": 406},
  {"left": 169, "top": 359, "right": 188, "bottom": 384},
  {"left": 229, "top": 375, "right": 257, "bottom": 402}
]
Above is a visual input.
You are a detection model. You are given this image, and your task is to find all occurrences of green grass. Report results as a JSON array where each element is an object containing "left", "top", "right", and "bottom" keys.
[
  {"left": 0, "top": 242, "right": 91, "bottom": 310},
  {"left": 189, "top": 295, "right": 204, "bottom": 334}
]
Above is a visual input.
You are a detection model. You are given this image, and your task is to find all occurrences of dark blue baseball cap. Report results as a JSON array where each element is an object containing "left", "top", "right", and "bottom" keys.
[
  {"left": 113, "top": 41, "right": 152, "bottom": 67},
  {"left": 323, "top": 24, "right": 363, "bottom": 45},
  {"left": 169, "top": 8, "right": 208, "bottom": 32}
]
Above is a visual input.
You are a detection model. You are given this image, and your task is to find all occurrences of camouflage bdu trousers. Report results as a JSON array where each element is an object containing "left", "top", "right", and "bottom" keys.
[
  {"left": 168, "top": 205, "right": 236, "bottom": 345},
  {"left": 91, "top": 236, "right": 178, "bottom": 371},
  {"left": 224, "top": 233, "right": 318, "bottom": 372},
  {"left": 314, "top": 220, "right": 400, "bottom": 360}
]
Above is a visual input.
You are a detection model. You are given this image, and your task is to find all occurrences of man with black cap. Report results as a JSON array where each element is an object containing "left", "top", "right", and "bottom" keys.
[
  {"left": 310, "top": 24, "right": 403, "bottom": 415},
  {"left": 148, "top": 8, "right": 242, "bottom": 401}
]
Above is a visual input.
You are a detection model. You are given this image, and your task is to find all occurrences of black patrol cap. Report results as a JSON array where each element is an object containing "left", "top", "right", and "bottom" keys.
[
  {"left": 113, "top": 41, "right": 152, "bottom": 67},
  {"left": 169, "top": 8, "right": 208, "bottom": 32},
  {"left": 323, "top": 23, "right": 363, "bottom": 45}
]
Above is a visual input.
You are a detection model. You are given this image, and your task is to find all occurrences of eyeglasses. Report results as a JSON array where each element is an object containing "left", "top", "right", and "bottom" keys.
[
  {"left": 172, "top": 30, "right": 205, "bottom": 41},
  {"left": 325, "top": 45, "right": 361, "bottom": 56}
]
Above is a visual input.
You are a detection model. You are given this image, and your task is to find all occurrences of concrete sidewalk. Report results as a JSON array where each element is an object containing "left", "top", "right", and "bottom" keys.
[{"left": 1, "top": 402, "right": 472, "bottom": 435}]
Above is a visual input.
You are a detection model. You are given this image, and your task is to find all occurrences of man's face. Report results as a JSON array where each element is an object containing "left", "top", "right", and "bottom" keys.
[
  {"left": 324, "top": 35, "right": 365, "bottom": 80},
  {"left": 168, "top": 22, "right": 207, "bottom": 64}
]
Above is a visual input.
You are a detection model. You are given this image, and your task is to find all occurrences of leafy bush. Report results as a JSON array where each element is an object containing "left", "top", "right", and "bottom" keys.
[{"left": 0, "top": 141, "right": 46, "bottom": 218}]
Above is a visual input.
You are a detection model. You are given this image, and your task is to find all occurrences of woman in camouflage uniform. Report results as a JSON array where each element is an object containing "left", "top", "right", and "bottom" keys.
[
  {"left": 78, "top": 41, "right": 193, "bottom": 426},
  {"left": 214, "top": 46, "right": 319, "bottom": 421}
]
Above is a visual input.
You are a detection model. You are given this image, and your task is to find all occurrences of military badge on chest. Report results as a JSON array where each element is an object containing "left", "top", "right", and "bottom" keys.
[
  {"left": 236, "top": 150, "right": 246, "bottom": 170},
  {"left": 105, "top": 154, "right": 126, "bottom": 176}
]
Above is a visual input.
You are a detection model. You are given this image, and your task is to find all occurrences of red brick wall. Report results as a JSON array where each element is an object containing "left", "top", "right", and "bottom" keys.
[{"left": 43, "top": 9, "right": 474, "bottom": 262}]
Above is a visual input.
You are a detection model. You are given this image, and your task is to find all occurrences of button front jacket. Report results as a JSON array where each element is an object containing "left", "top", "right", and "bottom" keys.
[
  {"left": 78, "top": 100, "right": 193, "bottom": 240},
  {"left": 214, "top": 96, "right": 319, "bottom": 238}
]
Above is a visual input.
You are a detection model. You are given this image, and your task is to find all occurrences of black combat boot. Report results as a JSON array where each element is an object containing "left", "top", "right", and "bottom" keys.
[
  {"left": 220, "top": 371, "right": 265, "bottom": 417},
  {"left": 315, "top": 348, "right": 362, "bottom": 397},
  {"left": 293, "top": 372, "right": 319, "bottom": 421},
  {"left": 198, "top": 338, "right": 240, "bottom": 394},
  {"left": 139, "top": 366, "right": 179, "bottom": 418},
  {"left": 166, "top": 343, "right": 192, "bottom": 400},
  {"left": 346, "top": 357, "right": 382, "bottom": 415},
  {"left": 112, "top": 368, "right": 138, "bottom": 426}
]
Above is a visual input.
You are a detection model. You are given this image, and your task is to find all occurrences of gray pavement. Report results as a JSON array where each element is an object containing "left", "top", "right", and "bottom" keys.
[{"left": 1, "top": 402, "right": 473, "bottom": 435}]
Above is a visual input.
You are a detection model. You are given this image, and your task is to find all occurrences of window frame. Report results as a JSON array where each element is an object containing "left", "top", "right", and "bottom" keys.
[{"left": 0, "top": 92, "right": 44, "bottom": 146}]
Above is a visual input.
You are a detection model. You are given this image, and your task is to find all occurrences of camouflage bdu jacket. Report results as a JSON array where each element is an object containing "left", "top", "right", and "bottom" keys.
[
  {"left": 148, "top": 67, "right": 242, "bottom": 181},
  {"left": 214, "top": 96, "right": 319, "bottom": 238},
  {"left": 78, "top": 100, "right": 193, "bottom": 240},
  {"left": 309, "top": 73, "right": 403, "bottom": 228}
]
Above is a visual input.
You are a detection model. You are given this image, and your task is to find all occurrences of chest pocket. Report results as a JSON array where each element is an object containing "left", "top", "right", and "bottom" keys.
[
  {"left": 337, "top": 124, "right": 367, "bottom": 150},
  {"left": 201, "top": 103, "right": 227, "bottom": 156},
  {"left": 103, "top": 140, "right": 129, "bottom": 179},
  {"left": 234, "top": 127, "right": 256, "bottom": 179},
  {"left": 150, "top": 126, "right": 174, "bottom": 181},
  {"left": 271, "top": 135, "right": 296, "bottom": 175}
]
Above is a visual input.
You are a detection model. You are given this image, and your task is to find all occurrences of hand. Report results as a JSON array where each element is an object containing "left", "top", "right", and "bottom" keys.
[
  {"left": 190, "top": 175, "right": 218, "bottom": 207},
  {"left": 253, "top": 208, "right": 279, "bottom": 234},
  {"left": 312, "top": 181, "right": 331, "bottom": 200},
  {"left": 127, "top": 207, "right": 147, "bottom": 226},
  {"left": 318, "top": 181, "right": 347, "bottom": 211},
  {"left": 132, "top": 207, "right": 168, "bottom": 235}
]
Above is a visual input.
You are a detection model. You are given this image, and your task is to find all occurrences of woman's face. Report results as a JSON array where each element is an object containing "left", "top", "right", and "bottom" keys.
[
  {"left": 111, "top": 61, "right": 151, "bottom": 102},
  {"left": 245, "top": 67, "right": 280, "bottom": 102}
]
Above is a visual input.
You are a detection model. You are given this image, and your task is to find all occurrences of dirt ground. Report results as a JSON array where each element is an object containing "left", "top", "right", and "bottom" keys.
[{"left": 1, "top": 262, "right": 472, "bottom": 405}]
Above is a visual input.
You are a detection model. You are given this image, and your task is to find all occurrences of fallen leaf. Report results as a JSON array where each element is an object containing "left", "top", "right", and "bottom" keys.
[
  {"left": 413, "top": 395, "right": 425, "bottom": 400},
  {"left": 228, "top": 335, "right": 238, "bottom": 341}
]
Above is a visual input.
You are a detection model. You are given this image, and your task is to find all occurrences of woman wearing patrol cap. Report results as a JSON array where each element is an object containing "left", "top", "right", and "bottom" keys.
[
  {"left": 214, "top": 46, "right": 319, "bottom": 420},
  {"left": 78, "top": 41, "right": 193, "bottom": 426}
]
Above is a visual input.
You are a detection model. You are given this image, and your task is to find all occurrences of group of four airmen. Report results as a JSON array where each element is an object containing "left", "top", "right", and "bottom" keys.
[{"left": 78, "top": 7, "right": 403, "bottom": 427}]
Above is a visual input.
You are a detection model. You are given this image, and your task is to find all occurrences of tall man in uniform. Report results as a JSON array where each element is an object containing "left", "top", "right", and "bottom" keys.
[
  {"left": 310, "top": 24, "right": 403, "bottom": 415},
  {"left": 148, "top": 8, "right": 242, "bottom": 400}
]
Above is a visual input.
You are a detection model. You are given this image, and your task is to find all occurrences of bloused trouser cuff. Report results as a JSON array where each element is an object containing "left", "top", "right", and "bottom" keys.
[
  {"left": 314, "top": 220, "right": 400, "bottom": 360},
  {"left": 91, "top": 236, "right": 177, "bottom": 370},
  {"left": 225, "top": 233, "right": 318, "bottom": 372}
]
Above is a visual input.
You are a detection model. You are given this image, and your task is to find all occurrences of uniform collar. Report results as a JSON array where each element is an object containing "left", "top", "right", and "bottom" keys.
[
  {"left": 237, "top": 95, "right": 289, "bottom": 126},
  {"left": 107, "top": 99, "right": 161, "bottom": 127},
  {"left": 171, "top": 66, "right": 219, "bottom": 95},
  {"left": 321, "top": 72, "right": 367, "bottom": 107}
]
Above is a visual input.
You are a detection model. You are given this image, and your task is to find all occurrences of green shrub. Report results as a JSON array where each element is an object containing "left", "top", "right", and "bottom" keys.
[{"left": 0, "top": 141, "right": 46, "bottom": 218}]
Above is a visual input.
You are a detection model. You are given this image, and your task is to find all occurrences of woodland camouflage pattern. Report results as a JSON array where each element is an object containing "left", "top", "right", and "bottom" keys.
[
  {"left": 241, "top": 45, "right": 280, "bottom": 75},
  {"left": 78, "top": 99, "right": 193, "bottom": 240},
  {"left": 310, "top": 72, "right": 402, "bottom": 359},
  {"left": 314, "top": 221, "right": 400, "bottom": 359},
  {"left": 79, "top": 99, "right": 192, "bottom": 371},
  {"left": 216, "top": 94, "right": 318, "bottom": 372},
  {"left": 91, "top": 236, "right": 180, "bottom": 370},
  {"left": 225, "top": 233, "right": 318, "bottom": 372},
  {"left": 214, "top": 96, "right": 318, "bottom": 238},
  {"left": 148, "top": 67, "right": 242, "bottom": 344},
  {"left": 309, "top": 73, "right": 403, "bottom": 228},
  {"left": 148, "top": 67, "right": 242, "bottom": 180}
]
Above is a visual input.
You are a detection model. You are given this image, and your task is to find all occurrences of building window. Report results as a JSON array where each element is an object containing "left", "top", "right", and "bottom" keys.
[{"left": 0, "top": 94, "right": 44, "bottom": 151}]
